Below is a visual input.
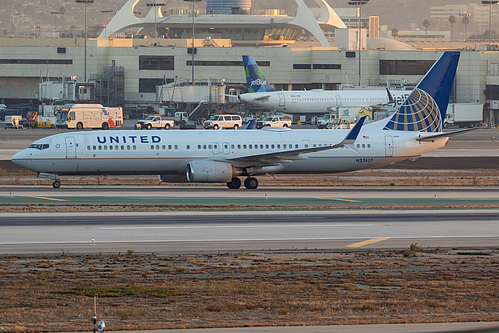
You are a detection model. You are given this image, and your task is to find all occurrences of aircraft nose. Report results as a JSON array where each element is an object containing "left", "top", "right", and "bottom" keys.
[{"left": 11, "top": 149, "right": 28, "bottom": 168}]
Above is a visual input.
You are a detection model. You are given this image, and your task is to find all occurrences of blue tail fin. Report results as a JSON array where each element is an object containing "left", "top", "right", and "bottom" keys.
[
  {"left": 384, "top": 51, "right": 460, "bottom": 133},
  {"left": 243, "top": 55, "right": 277, "bottom": 93}
]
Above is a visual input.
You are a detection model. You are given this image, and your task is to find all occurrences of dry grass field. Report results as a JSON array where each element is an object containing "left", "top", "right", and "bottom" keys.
[{"left": 0, "top": 248, "right": 498, "bottom": 332}]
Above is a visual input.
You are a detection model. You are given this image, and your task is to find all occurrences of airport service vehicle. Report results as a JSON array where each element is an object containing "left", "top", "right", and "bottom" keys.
[
  {"left": 4, "top": 110, "right": 22, "bottom": 129},
  {"left": 12, "top": 52, "right": 469, "bottom": 190},
  {"left": 238, "top": 55, "right": 409, "bottom": 114},
  {"left": 317, "top": 114, "right": 337, "bottom": 129},
  {"left": 444, "top": 103, "right": 483, "bottom": 128},
  {"left": 55, "top": 104, "right": 123, "bottom": 130},
  {"left": 327, "top": 118, "right": 353, "bottom": 129},
  {"left": 160, "top": 107, "right": 189, "bottom": 125},
  {"left": 256, "top": 116, "right": 291, "bottom": 129},
  {"left": 135, "top": 116, "right": 174, "bottom": 130},
  {"left": 203, "top": 114, "right": 242, "bottom": 130}
]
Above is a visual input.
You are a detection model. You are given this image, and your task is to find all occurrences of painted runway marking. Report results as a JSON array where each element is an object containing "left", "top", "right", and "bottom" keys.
[
  {"left": 316, "top": 198, "right": 362, "bottom": 203},
  {"left": 345, "top": 238, "right": 390, "bottom": 248},
  {"left": 24, "top": 196, "right": 68, "bottom": 202},
  {"left": 99, "top": 224, "right": 377, "bottom": 230}
]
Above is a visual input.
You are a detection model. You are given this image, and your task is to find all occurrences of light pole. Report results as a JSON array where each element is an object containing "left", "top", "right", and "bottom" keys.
[
  {"left": 75, "top": 0, "right": 94, "bottom": 82},
  {"left": 184, "top": 0, "right": 202, "bottom": 85},
  {"left": 348, "top": 0, "right": 369, "bottom": 87},
  {"left": 50, "top": 10, "right": 60, "bottom": 37},
  {"left": 12, "top": 11, "right": 21, "bottom": 38},
  {"left": 146, "top": 2, "right": 165, "bottom": 39},
  {"left": 101, "top": 8, "right": 113, "bottom": 38},
  {"left": 482, "top": 1, "right": 499, "bottom": 44}
]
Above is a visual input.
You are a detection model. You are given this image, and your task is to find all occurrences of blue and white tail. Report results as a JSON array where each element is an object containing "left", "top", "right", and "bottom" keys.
[
  {"left": 383, "top": 51, "right": 460, "bottom": 133},
  {"left": 243, "top": 55, "right": 277, "bottom": 93}
]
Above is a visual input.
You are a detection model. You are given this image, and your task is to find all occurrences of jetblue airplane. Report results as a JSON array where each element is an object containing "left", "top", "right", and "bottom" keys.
[
  {"left": 13, "top": 52, "right": 464, "bottom": 190},
  {"left": 238, "top": 55, "right": 410, "bottom": 113}
]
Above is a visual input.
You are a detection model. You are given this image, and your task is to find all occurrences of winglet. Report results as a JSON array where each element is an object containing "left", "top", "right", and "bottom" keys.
[
  {"left": 386, "top": 87, "right": 395, "bottom": 105},
  {"left": 245, "top": 119, "right": 256, "bottom": 130},
  {"left": 340, "top": 116, "right": 366, "bottom": 145}
]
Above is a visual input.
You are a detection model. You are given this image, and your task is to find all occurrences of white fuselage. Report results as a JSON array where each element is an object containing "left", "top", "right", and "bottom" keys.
[
  {"left": 12, "top": 125, "right": 448, "bottom": 178},
  {"left": 239, "top": 90, "right": 410, "bottom": 114}
]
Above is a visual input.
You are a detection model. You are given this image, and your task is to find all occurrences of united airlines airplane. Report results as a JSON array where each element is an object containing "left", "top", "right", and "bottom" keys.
[
  {"left": 237, "top": 55, "right": 410, "bottom": 114},
  {"left": 13, "top": 52, "right": 464, "bottom": 190}
]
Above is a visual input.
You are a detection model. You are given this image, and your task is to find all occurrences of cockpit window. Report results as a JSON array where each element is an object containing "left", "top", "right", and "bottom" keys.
[{"left": 29, "top": 144, "right": 49, "bottom": 150}]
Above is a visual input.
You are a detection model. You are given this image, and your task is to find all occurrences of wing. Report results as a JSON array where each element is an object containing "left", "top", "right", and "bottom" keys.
[{"left": 221, "top": 117, "right": 366, "bottom": 168}]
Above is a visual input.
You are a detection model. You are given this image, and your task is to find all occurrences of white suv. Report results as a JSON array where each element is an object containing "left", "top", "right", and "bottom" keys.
[{"left": 203, "top": 115, "right": 242, "bottom": 130}]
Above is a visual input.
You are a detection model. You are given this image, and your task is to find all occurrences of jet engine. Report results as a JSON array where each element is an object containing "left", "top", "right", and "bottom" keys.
[{"left": 186, "top": 160, "right": 235, "bottom": 183}]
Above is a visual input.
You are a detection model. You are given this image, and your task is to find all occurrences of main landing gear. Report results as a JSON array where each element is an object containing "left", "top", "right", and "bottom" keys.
[
  {"left": 226, "top": 177, "right": 241, "bottom": 189},
  {"left": 226, "top": 177, "right": 258, "bottom": 190},
  {"left": 52, "top": 181, "right": 61, "bottom": 188}
]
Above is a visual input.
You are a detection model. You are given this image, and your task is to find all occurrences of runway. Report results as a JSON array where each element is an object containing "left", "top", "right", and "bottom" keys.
[
  {"left": 0, "top": 210, "right": 498, "bottom": 254},
  {"left": 1, "top": 186, "right": 499, "bottom": 209},
  {"left": 3, "top": 185, "right": 499, "bottom": 198}
]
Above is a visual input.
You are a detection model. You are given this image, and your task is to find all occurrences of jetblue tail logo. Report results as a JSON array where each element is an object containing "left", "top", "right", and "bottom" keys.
[
  {"left": 384, "top": 51, "right": 460, "bottom": 133},
  {"left": 243, "top": 55, "right": 277, "bottom": 93}
]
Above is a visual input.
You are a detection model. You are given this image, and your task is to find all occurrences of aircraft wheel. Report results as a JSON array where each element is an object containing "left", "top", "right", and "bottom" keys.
[
  {"left": 53, "top": 181, "right": 61, "bottom": 189},
  {"left": 244, "top": 177, "right": 258, "bottom": 190},
  {"left": 227, "top": 177, "right": 242, "bottom": 189}
]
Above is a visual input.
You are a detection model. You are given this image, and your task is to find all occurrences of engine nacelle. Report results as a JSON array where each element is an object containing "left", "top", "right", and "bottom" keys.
[
  {"left": 186, "top": 160, "right": 234, "bottom": 183},
  {"left": 158, "top": 174, "right": 188, "bottom": 183}
]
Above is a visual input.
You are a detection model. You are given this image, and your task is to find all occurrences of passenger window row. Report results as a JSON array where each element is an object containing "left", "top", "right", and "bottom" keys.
[
  {"left": 87, "top": 145, "right": 137, "bottom": 151},
  {"left": 150, "top": 145, "right": 179, "bottom": 150},
  {"left": 85, "top": 143, "right": 370, "bottom": 152}
]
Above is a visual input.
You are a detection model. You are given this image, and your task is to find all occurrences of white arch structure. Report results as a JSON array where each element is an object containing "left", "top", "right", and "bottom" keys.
[{"left": 98, "top": 0, "right": 346, "bottom": 47}]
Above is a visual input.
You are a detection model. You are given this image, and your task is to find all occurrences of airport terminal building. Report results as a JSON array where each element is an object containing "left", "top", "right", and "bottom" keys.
[{"left": 0, "top": 0, "right": 498, "bottom": 126}]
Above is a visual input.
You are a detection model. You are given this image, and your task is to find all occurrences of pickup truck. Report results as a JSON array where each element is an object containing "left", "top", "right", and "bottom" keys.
[
  {"left": 135, "top": 116, "right": 175, "bottom": 130},
  {"left": 256, "top": 116, "right": 292, "bottom": 129}
]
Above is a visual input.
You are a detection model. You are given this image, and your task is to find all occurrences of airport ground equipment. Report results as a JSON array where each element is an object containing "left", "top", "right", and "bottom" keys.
[
  {"left": 256, "top": 116, "right": 291, "bottom": 129},
  {"left": 135, "top": 116, "right": 175, "bottom": 130},
  {"left": 55, "top": 104, "right": 123, "bottom": 130},
  {"left": 444, "top": 103, "right": 483, "bottom": 128}
]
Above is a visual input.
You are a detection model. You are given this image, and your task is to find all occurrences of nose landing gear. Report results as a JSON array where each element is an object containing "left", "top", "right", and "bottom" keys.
[{"left": 38, "top": 173, "right": 61, "bottom": 189}]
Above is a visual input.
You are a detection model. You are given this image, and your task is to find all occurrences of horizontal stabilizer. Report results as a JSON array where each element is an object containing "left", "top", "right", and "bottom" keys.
[
  {"left": 247, "top": 94, "right": 271, "bottom": 102},
  {"left": 416, "top": 128, "right": 477, "bottom": 141}
]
